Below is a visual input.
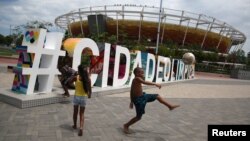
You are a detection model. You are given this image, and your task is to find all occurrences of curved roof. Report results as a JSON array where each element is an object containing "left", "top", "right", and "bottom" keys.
[{"left": 55, "top": 4, "right": 246, "bottom": 53}]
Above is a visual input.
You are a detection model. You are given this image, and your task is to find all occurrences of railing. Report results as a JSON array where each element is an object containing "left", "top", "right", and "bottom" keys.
[{"left": 55, "top": 4, "right": 246, "bottom": 53}]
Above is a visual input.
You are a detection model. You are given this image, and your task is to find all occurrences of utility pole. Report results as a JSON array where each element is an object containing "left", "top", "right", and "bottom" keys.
[
  {"left": 10, "top": 25, "right": 12, "bottom": 35},
  {"left": 155, "top": 0, "right": 163, "bottom": 55}
]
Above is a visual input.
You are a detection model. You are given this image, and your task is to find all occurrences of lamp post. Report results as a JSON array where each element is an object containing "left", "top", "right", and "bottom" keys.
[{"left": 155, "top": 0, "right": 163, "bottom": 55}]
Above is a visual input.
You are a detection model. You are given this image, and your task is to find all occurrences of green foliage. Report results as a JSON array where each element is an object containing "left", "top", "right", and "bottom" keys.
[
  {"left": 0, "top": 34, "right": 12, "bottom": 46},
  {"left": 104, "top": 20, "right": 231, "bottom": 52},
  {"left": 158, "top": 45, "right": 172, "bottom": 57},
  {"left": 0, "top": 47, "right": 17, "bottom": 56},
  {"left": 235, "top": 49, "right": 246, "bottom": 64},
  {"left": 227, "top": 49, "right": 246, "bottom": 64},
  {"left": 0, "top": 34, "right": 5, "bottom": 44},
  {"left": 204, "top": 52, "right": 219, "bottom": 62},
  {"left": 76, "top": 33, "right": 85, "bottom": 38},
  {"left": 218, "top": 55, "right": 226, "bottom": 62},
  {"left": 22, "top": 20, "right": 53, "bottom": 30},
  {"left": 0, "top": 20, "right": 52, "bottom": 48},
  {"left": 107, "top": 35, "right": 117, "bottom": 44},
  {"left": 4, "top": 35, "right": 13, "bottom": 46},
  {"left": 189, "top": 50, "right": 203, "bottom": 63},
  {"left": 173, "top": 49, "right": 184, "bottom": 59},
  {"left": 13, "top": 35, "right": 23, "bottom": 46},
  {"left": 0, "top": 34, "right": 18, "bottom": 47},
  {"left": 63, "top": 30, "right": 72, "bottom": 40},
  {"left": 247, "top": 57, "right": 250, "bottom": 70},
  {"left": 195, "top": 63, "right": 230, "bottom": 74},
  {"left": 90, "top": 32, "right": 108, "bottom": 42},
  {"left": 130, "top": 43, "right": 146, "bottom": 52}
]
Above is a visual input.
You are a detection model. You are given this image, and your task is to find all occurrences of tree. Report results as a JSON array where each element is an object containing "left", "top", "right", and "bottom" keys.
[
  {"left": 192, "top": 50, "right": 204, "bottom": 63},
  {"left": 0, "top": 20, "right": 54, "bottom": 48},
  {"left": 235, "top": 49, "right": 246, "bottom": 64},
  {"left": 9, "top": 25, "right": 23, "bottom": 47},
  {"left": 0, "top": 34, "right": 5, "bottom": 45},
  {"left": 227, "top": 51, "right": 237, "bottom": 63},
  {"left": 247, "top": 57, "right": 250, "bottom": 70},
  {"left": 22, "top": 20, "right": 53, "bottom": 31},
  {"left": 5, "top": 35, "right": 13, "bottom": 46},
  {"left": 206, "top": 52, "right": 219, "bottom": 62},
  {"left": 107, "top": 35, "right": 117, "bottom": 44},
  {"left": 227, "top": 49, "right": 246, "bottom": 64}
]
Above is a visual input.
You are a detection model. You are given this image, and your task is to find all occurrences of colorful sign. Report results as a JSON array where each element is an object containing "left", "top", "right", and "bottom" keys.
[
  {"left": 12, "top": 29, "right": 65, "bottom": 95},
  {"left": 65, "top": 38, "right": 195, "bottom": 88},
  {"left": 12, "top": 29, "right": 194, "bottom": 95}
]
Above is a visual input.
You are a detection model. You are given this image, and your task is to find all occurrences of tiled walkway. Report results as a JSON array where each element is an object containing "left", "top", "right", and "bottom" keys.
[{"left": 0, "top": 76, "right": 250, "bottom": 141}]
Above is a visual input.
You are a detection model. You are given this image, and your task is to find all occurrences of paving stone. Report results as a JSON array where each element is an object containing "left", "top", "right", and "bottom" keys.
[{"left": 0, "top": 78, "right": 250, "bottom": 140}]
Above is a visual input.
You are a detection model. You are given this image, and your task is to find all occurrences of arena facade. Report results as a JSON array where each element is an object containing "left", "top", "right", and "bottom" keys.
[{"left": 55, "top": 4, "right": 246, "bottom": 54}]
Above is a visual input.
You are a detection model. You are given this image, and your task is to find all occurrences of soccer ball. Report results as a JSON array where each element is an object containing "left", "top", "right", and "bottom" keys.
[{"left": 182, "top": 52, "right": 195, "bottom": 65}]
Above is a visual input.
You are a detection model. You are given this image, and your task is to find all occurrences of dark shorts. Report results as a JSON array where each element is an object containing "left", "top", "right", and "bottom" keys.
[{"left": 132, "top": 92, "right": 158, "bottom": 118}]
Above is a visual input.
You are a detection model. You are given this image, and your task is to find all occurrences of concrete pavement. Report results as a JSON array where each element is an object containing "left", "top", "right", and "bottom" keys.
[{"left": 0, "top": 73, "right": 250, "bottom": 141}]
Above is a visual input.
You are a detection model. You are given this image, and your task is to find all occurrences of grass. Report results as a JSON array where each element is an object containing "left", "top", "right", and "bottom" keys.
[{"left": 0, "top": 47, "right": 17, "bottom": 57}]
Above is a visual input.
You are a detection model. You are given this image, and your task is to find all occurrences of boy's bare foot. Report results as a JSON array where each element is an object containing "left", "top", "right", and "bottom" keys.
[
  {"left": 78, "top": 129, "right": 83, "bottom": 136},
  {"left": 123, "top": 124, "right": 131, "bottom": 134},
  {"left": 72, "top": 125, "right": 77, "bottom": 129},
  {"left": 169, "top": 105, "right": 180, "bottom": 111}
]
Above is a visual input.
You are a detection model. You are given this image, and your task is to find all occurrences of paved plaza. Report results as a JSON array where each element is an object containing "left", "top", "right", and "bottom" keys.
[{"left": 0, "top": 73, "right": 250, "bottom": 141}]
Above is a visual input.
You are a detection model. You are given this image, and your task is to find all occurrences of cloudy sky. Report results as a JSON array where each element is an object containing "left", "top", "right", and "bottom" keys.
[{"left": 0, "top": 0, "right": 250, "bottom": 54}]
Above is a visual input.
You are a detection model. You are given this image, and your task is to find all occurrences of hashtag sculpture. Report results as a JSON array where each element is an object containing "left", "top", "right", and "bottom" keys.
[{"left": 12, "top": 29, "right": 65, "bottom": 95}]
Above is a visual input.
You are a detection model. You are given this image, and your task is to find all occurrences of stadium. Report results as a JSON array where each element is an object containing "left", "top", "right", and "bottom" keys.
[{"left": 55, "top": 4, "right": 246, "bottom": 54}]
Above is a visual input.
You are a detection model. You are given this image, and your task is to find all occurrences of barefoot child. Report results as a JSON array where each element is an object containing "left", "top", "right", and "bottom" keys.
[
  {"left": 123, "top": 67, "right": 180, "bottom": 134},
  {"left": 71, "top": 65, "right": 92, "bottom": 136}
]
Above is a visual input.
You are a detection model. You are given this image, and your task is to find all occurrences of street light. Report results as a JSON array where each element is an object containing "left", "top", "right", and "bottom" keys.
[{"left": 155, "top": 0, "right": 163, "bottom": 55}]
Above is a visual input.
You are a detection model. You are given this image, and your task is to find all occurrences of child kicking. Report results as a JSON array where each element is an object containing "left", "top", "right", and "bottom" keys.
[{"left": 123, "top": 67, "right": 180, "bottom": 134}]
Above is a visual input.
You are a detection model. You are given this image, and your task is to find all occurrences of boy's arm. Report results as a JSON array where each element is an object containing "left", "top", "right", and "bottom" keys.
[
  {"left": 68, "top": 76, "right": 77, "bottom": 84},
  {"left": 129, "top": 90, "right": 133, "bottom": 109},
  {"left": 136, "top": 77, "right": 161, "bottom": 89}
]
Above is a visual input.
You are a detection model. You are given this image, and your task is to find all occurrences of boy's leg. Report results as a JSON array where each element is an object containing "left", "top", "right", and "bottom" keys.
[
  {"left": 62, "top": 85, "right": 70, "bottom": 97},
  {"left": 72, "top": 105, "right": 78, "bottom": 129},
  {"left": 123, "top": 116, "right": 141, "bottom": 134},
  {"left": 124, "top": 97, "right": 145, "bottom": 134},
  {"left": 156, "top": 95, "right": 180, "bottom": 110}
]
